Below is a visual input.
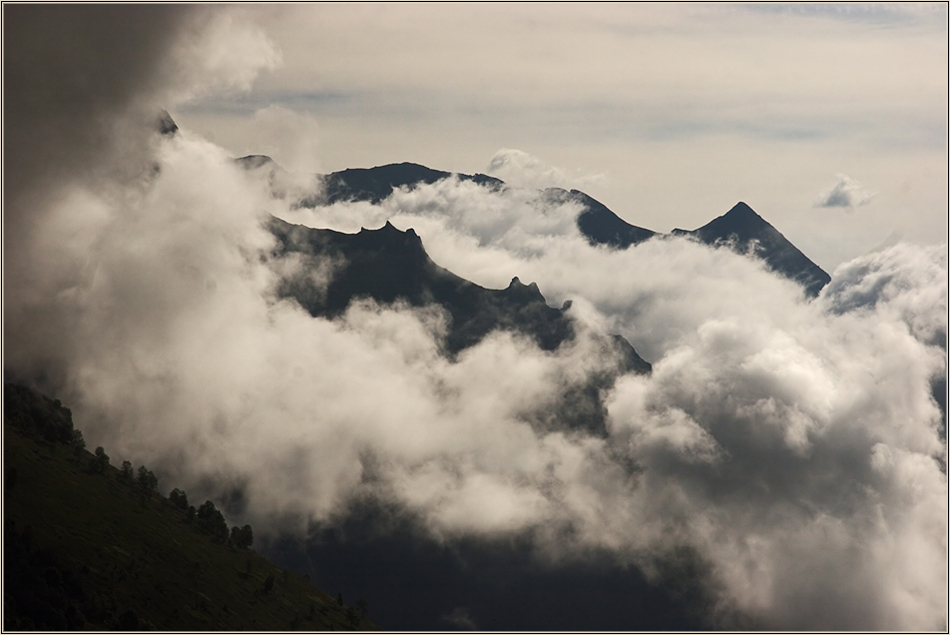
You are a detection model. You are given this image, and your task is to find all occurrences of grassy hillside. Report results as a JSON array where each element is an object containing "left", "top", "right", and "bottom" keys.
[{"left": 3, "top": 383, "right": 378, "bottom": 631}]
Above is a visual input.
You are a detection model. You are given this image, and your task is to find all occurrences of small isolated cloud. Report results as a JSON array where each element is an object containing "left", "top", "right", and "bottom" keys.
[
  {"left": 486, "top": 148, "right": 605, "bottom": 190},
  {"left": 813, "top": 174, "right": 875, "bottom": 209}
]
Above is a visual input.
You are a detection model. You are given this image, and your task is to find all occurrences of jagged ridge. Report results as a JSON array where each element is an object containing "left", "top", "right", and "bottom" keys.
[
  {"left": 267, "top": 216, "right": 651, "bottom": 435},
  {"left": 267, "top": 217, "right": 580, "bottom": 355}
]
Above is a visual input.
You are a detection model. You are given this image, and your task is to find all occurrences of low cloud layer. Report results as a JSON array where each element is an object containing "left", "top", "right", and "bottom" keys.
[
  {"left": 814, "top": 173, "right": 876, "bottom": 208},
  {"left": 5, "top": 7, "right": 947, "bottom": 631}
]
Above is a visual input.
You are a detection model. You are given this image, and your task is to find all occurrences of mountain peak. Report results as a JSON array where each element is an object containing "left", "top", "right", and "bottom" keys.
[
  {"left": 156, "top": 109, "right": 178, "bottom": 137},
  {"left": 677, "top": 201, "right": 831, "bottom": 297},
  {"left": 725, "top": 201, "right": 760, "bottom": 219},
  {"left": 505, "top": 276, "right": 544, "bottom": 304}
]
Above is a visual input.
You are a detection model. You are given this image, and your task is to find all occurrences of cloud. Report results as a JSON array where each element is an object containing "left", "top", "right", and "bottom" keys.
[
  {"left": 5, "top": 7, "right": 946, "bottom": 632},
  {"left": 276, "top": 179, "right": 947, "bottom": 629},
  {"left": 166, "top": 9, "right": 282, "bottom": 103},
  {"left": 4, "top": 5, "right": 281, "bottom": 385},
  {"left": 486, "top": 148, "right": 606, "bottom": 191},
  {"left": 221, "top": 104, "right": 322, "bottom": 173},
  {"left": 814, "top": 173, "right": 876, "bottom": 208},
  {"left": 822, "top": 242, "right": 948, "bottom": 347}
]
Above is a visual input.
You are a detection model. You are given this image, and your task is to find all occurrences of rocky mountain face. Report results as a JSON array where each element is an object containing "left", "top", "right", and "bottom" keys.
[
  {"left": 267, "top": 217, "right": 574, "bottom": 356},
  {"left": 267, "top": 216, "right": 651, "bottom": 436}
]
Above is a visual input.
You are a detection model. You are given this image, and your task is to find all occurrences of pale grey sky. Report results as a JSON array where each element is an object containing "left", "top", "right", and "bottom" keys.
[{"left": 173, "top": 3, "right": 947, "bottom": 272}]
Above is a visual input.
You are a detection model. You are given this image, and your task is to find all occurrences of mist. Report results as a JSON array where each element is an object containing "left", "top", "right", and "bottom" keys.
[{"left": 4, "top": 6, "right": 946, "bottom": 631}]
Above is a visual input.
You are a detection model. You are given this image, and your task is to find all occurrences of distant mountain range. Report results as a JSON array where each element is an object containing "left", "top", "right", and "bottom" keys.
[
  {"left": 267, "top": 217, "right": 574, "bottom": 356},
  {"left": 233, "top": 156, "right": 833, "bottom": 433},
  {"left": 239, "top": 158, "right": 830, "bottom": 298}
]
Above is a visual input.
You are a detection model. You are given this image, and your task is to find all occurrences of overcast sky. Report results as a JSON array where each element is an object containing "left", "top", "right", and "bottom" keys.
[{"left": 172, "top": 3, "right": 948, "bottom": 272}]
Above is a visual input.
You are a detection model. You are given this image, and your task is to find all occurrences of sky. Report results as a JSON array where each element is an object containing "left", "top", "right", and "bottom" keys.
[
  {"left": 3, "top": 4, "right": 948, "bottom": 631},
  {"left": 173, "top": 3, "right": 948, "bottom": 273}
]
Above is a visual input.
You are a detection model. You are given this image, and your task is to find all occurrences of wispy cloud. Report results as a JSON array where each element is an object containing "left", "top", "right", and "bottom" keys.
[
  {"left": 486, "top": 148, "right": 606, "bottom": 190},
  {"left": 813, "top": 174, "right": 876, "bottom": 208}
]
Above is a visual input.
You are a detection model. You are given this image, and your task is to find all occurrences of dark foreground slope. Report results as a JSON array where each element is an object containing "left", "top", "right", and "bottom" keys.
[
  {"left": 3, "top": 384, "right": 377, "bottom": 631},
  {"left": 264, "top": 500, "right": 723, "bottom": 631}
]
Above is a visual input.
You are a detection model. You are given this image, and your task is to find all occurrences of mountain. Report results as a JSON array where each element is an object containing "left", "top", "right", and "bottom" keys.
[
  {"left": 4, "top": 383, "right": 377, "bottom": 631},
  {"left": 250, "top": 159, "right": 829, "bottom": 296},
  {"left": 296, "top": 162, "right": 503, "bottom": 207},
  {"left": 268, "top": 217, "right": 571, "bottom": 355},
  {"left": 671, "top": 202, "right": 831, "bottom": 297},
  {"left": 267, "top": 216, "right": 651, "bottom": 436},
  {"left": 543, "top": 187, "right": 657, "bottom": 248}
]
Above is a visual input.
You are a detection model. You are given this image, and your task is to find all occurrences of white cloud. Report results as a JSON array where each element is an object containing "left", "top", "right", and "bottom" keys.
[
  {"left": 232, "top": 105, "right": 323, "bottom": 173},
  {"left": 166, "top": 9, "right": 282, "bottom": 103},
  {"left": 821, "top": 241, "right": 947, "bottom": 346},
  {"left": 814, "top": 173, "right": 876, "bottom": 208},
  {"left": 486, "top": 148, "right": 606, "bottom": 191},
  {"left": 272, "top": 176, "right": 946, "bottom": 629}
]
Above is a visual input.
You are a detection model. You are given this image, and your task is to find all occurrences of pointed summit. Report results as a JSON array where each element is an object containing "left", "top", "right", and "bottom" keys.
[
  {"left": 674, "top": 202, "right": 831, "bottom": 297},
  {"left": 156, "top": 109, "right": 178, "bottom": 137},
  {"left": 724, "top": 201, "right": 759, "bottom": 219}
]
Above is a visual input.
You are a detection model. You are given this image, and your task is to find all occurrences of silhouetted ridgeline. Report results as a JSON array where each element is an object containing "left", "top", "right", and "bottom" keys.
[
  {"left": 3, "top": 383, "right": 377, "bottom": 631},
  {"left": 246, "top": 158, "right": 831, "bottom": 298}
]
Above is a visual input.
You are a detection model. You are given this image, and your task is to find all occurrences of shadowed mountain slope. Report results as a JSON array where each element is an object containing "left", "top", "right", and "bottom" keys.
[
  {"left": 4, "top": 384, "right": 377, "bottom": 631},
  {"left": 672, "top": 202, "right": 831, "bottom": 297},
  {"left": 266, "top": 216, "right": 651, "bottom": 436},
  {"left": 543, "top": 187, "right": 657, "bottom": 248},
  {"left": 268, "top": 217, "right": 577, "bottom": 356}
]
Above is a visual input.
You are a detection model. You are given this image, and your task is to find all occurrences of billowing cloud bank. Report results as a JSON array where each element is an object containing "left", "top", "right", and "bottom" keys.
[{"left": 5, "top": 7, "right": 946, "bottom": 631}]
